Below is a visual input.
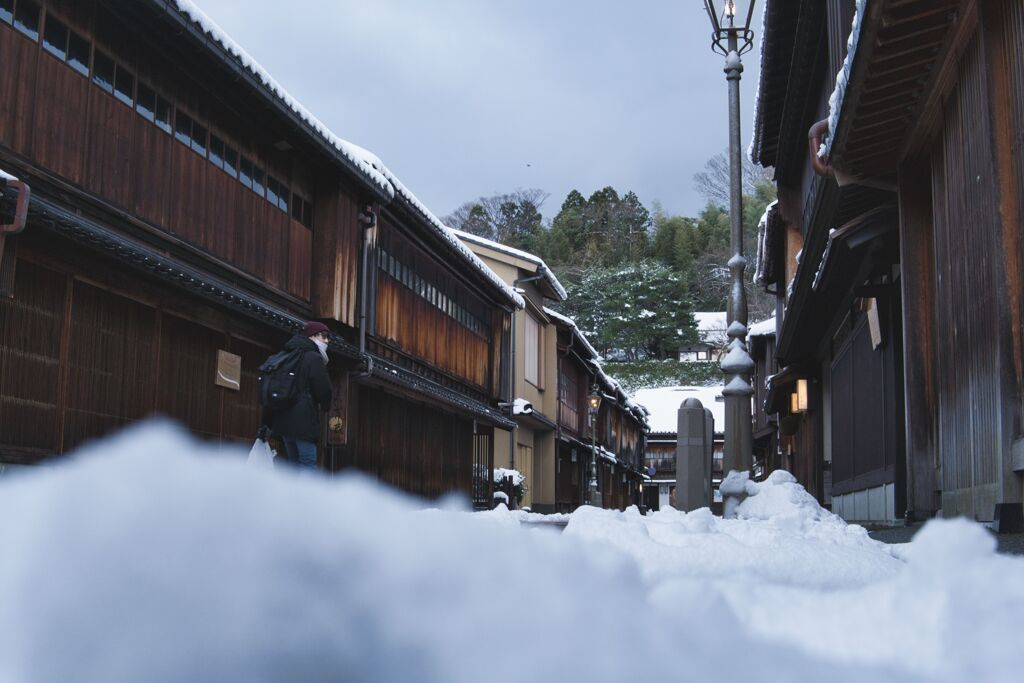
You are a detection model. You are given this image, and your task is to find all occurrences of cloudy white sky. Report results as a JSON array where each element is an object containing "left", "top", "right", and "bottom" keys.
[{"left": 194, "top": 0, "right": 763, "bottom": 221}]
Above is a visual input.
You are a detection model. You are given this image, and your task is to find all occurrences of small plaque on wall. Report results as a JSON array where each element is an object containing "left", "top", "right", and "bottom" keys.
[
  {"left": 326, "top": 372, "right": 350, "bottom": 445},
  {"left": 215, "top": 350, "right": 242, "bottom": 391},
  {"left": 866, "top": 298, "right": 883, "bottom": 350}
]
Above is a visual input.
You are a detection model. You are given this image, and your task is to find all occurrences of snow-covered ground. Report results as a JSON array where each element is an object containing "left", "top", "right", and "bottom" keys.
[
  {"left": 2, "top": 422, "right": 1021, "bottom": 682},
  {"left": 635, "top": 384, "right": 724, "bottom": 432}
]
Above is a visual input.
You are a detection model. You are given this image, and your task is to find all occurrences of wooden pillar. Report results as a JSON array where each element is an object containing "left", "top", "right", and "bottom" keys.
[
  {"left": 897, "top": 159, "right": 939, "bottom": 520},
  {"left": 981, "top": 0, "right": 1024, "bottom": 519}
]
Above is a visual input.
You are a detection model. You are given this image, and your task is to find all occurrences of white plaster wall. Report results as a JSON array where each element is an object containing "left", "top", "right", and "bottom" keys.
[{"left": 832, "top": 483, "right": 898, "bottom": 525}]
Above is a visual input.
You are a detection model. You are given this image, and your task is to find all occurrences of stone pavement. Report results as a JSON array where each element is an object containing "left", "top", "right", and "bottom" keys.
[{"left": 868, "top": 522, "right": 1024, "bottom": 556}]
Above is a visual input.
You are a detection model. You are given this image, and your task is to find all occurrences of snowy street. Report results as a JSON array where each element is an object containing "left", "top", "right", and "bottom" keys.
[{"left": 2, "top": 422, "right": 1021, "bottom": 683}]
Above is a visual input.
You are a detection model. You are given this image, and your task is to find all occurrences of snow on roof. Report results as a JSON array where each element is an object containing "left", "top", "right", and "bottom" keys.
[
  {"left": 351, "top": 154, "right": 524, "bottom": 309},
  {"left": 753, "top": 200, "right": 778, "bottom": 287},
  {"left": 634, "top": 385, "right": 725, "bottom": 435},
  {"left": 748, "top": 317, "right": 776, "bottom": 337},
  {"left": 593, "top": 366, "right": 646, "bottom": 422},
  {"left": 694, "top": 312, "right": 729, "bottom": 346},
  {"left": 172, "top": 1, "right": 389, "bottom": 195},
  {"left": 451, "top": 229, "right": 568, "bottom": 301},
  {"left": 170, "top": 1, "right": 523, "bottom": 310},
  {"left": 747, "top": 0, "right": 771, "bottom": 162},
  {"left": 543, "top": 307, "right": 602, "bottom": 361},
  {"left": 541, "top": 307, "right": 647, "bottom": 425},
  {"left": 819, "top": 0, "right": 868, "bottom": 159}
]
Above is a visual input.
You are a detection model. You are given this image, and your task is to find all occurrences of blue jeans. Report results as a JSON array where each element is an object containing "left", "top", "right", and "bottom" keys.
[{"left": 281, "top": 437, "right": 318, "bottom": 471}]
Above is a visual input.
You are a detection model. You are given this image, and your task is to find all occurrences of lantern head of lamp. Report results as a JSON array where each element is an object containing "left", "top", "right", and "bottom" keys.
[
  {"left": 587, "top": 388, "right": 603, "bottom": 415},
  {"left": 703, "top": 0, "right": 757, "bottom": 56}
]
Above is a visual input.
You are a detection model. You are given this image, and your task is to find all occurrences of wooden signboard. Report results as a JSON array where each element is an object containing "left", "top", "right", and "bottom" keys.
[
  {"left": 326, "top": 371, "right": 350, "bottom": 445},
  {"left": 865, "top": 298, "right": 882, "bottom": 350},
  {"left": 215, "top": 350, "right": 242, "bottom": 391}
]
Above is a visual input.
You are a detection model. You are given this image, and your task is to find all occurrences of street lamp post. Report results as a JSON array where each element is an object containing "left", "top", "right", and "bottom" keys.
[
  {"left": 703, "top": 0, "right": 756, "bottom": 516},
  {"left": 587, "top": 387, "right": 603, "bottom": 506}
]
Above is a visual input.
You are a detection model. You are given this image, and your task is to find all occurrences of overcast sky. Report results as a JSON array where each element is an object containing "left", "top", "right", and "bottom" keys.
[{"left": 194, "top": 1, "right": 763, "bottom": 222}]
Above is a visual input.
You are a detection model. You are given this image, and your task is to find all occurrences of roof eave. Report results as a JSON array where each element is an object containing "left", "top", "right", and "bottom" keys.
[{"left": 146, "top": 0, "right": 393, "bottom": 203}]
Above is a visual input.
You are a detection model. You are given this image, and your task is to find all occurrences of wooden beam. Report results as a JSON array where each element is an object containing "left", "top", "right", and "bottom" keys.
[
  {"left": 981, "top": 0, "right": 1024, "bottom": 449},
  {"left": 897, "top": 157, "right": 939, "bottom": 519},
  {"left": 901, "top": 0, "right": 979, "bottom": 161}
]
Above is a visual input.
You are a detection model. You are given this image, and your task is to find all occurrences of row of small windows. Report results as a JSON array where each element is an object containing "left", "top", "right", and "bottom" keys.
[
  {"left": 2, "top": 0, "right": 315, "bottom": 230},
  {"left": 0, "top": 0, "right": 37, "bottom": 40},
  {"left": 378, "top": 249, "right": 489, "bottom": 339}
]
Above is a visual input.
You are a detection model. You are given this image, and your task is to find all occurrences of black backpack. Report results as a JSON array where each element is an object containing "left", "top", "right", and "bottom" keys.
[{"left": 257, "top": 349, "right": 304, "bottom": 411}]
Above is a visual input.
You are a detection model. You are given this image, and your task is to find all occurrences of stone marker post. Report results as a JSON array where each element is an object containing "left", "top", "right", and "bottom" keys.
[{"left": 676, "top": 398, "right": 712, "bottom": 511}]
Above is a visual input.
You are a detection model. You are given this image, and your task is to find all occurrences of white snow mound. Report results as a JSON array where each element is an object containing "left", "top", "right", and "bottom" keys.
[{"left": 1, "top": 422, "right": 1023, "bottom": 683}]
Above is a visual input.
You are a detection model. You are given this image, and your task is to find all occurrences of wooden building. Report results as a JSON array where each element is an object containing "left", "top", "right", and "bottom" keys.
[
  {"left": 546, "top": 307, "right": 649, "bottom": 512},
  {"left": 454, "top": 229, "right": 567, "bottom": 512},
  {"left": 751, "top": 0, "right": 1024, "bottom": 529},
  {"left": 0, "top": 0, "right": 520, "bottom": 505},
  {"left": 748, "top": 317, "right": 779, "bottom": 480},
  {"left": 678, "top": 311, "right": 729, "bottom": 362}
]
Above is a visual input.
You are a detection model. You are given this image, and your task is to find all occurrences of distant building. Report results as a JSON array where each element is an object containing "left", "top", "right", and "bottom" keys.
[
  {"left": 454, "top": 230, "right": 565, "bottom": 512},
  {"left": 678, "top": 312, "right": 728, "bottom": 362},
  {"left": 546, "top": 309, "right": 650, "bottom": 512},
  {"left": 635, "top": 386, "right": 724, "bottom": 511}
]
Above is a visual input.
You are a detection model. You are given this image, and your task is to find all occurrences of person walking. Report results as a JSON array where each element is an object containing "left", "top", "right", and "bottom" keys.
[{"left": 261, "top": 321, "right": 332, "bottom": 471}]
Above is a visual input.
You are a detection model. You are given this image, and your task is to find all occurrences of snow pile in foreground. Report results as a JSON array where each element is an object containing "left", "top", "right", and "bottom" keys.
[{"left": 2, "top": 423, "right": 1022, "bottom": 682}]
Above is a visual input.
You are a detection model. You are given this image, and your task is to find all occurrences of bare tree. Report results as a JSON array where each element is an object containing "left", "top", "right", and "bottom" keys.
[
  {"left": 693, "top": 152, "right": 773, "bottom": 208},
  {"left": 442, "top": 189, "right": 551, "bottom": 237}
]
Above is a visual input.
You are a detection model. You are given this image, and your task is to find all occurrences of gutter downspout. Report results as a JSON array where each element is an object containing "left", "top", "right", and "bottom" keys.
[
  {"left": 506, "top": 269, "right": 551, "bottom": 472},
  {"left": 559, "top": 330, "right": 578, "bottom": 505},
  {"left": 506, "top": 271, "right": 547, "bottom": 473},
  {"left": 356, "top": 205, "right": 377, "bottom": 378},
  {"left": 504, "top": 269, "right": 549, "bottom": 475},
  {"left": 810, "top": 120, "right": 880, "bottom": 188},
  {"left": 508, "top": 303, "right": 516, "bottom": 472},
  {"left": 1, "top": 178, "right": 30, "bottom": 271},
  {"left": 808, "top": 120, "right": 834, "bottom": 178}
]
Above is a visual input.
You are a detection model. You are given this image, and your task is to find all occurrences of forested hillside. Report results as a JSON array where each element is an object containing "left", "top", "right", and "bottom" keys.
[{"left": 444, "top": 153, "right": 776, "bottom": 366}]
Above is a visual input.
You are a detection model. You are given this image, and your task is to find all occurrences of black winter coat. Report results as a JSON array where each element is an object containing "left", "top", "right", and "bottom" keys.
[{"left": 264, "top": 335, "right": 332, "bottom": 441}]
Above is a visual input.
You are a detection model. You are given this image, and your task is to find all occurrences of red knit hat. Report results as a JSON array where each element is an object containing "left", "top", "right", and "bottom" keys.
[{"left": 302, "top": 321, "right": 330, "bottom": 337}]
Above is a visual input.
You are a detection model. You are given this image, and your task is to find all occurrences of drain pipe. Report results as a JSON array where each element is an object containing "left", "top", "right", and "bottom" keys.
[
  {"left": 556, "top": 328, "right": 579, "bottom": 479},
  {"left": 507, "top": 269, "right": 549, "bottom": 470},
  {"left": 808, "top": 119, "right": 834, "bottom": 178},
  {"left": 508, "top": 305, "right": 516, "bottom": 472},
  {"left": 356, "top": 204, "right": 377, "bottom": 378},
  {"left": 505, "top": 270, "right": 547, "bottom": 473},
  {"left": 0, "top": 177, "right": 30, "bottom": 269}
]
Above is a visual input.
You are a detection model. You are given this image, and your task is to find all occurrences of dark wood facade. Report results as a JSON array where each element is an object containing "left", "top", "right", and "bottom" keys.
[
  {"left": 0, "top": 0, "right": 516, "bottom": 504},
  {"left": 550, "top": 314, "right": 648, "bottom": 512},
  {"left": 749, "top": 322, "right": 779, "bottom": 480},
  {"left": 752, "top": 0, "right": 1024, "bottom": 526}
]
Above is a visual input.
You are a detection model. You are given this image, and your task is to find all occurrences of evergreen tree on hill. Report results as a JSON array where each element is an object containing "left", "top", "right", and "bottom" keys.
[
  {"left": 556, "top": 261, "right": 697, "bottom": 360},
  {"left": 546, "top": 186, "right": 651, "bottom": 269}
]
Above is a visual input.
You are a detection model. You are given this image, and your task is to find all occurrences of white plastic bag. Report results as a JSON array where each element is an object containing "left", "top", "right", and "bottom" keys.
[{"left": 247, "top": 439, "right": 276, "bottom": 468}]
